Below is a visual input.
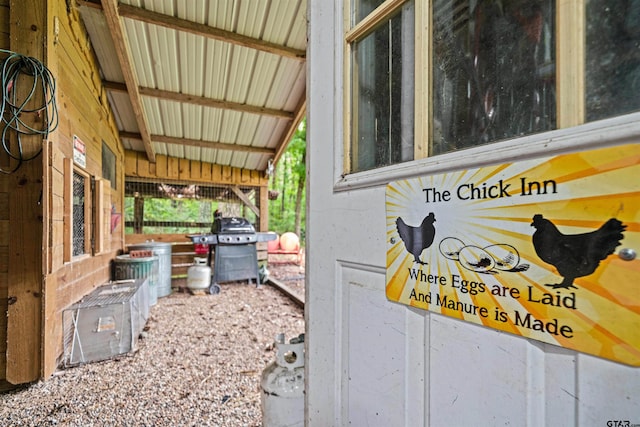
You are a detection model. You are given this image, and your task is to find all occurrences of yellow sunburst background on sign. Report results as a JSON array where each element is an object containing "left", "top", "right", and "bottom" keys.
[{"left": 386, "top": 143, "right": 640, "bottom": 366}]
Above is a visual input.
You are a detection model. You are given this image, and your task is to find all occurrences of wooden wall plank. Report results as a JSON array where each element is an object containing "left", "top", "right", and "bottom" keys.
[
  {"left": 178, "top": 158, "right": 190, "bottom": 180},
  {"left": 222, "top": 166, "right": 233, "bottom": 183},
  {"left": 123, "top": 152, "right": 269, "bottom": 187},
  {"left": 125, "top": 150, "right": 138, "bottom": 177},
  {"left": 0, "top": 192, "right": 8, "bottom": 220},
  {"left": 138, "top": 154, "right": 151, "bottom": 178},
  {"left": 148, "top": 157, "right": 156, "bottom": 176},
  {"left": 201, "top": 161, "right": 212, "bottom": 181},
  {"left": 125, "top": 233, "right": 191, "bottom": 245},
  {"left": 156, "top": 155, "right": 167, "bottom": 178},
  {"left": 167, "top": 156, "right": 179, "bottom": 179},
  {"left": 51, "top": 220, "right": 64, "bottom": 269},
  {"left": 0, "top": 240, "right": 7, "bottom": 274},
  {"left": 212, "top": 164, "right": 222, "bottom": 182},
  {"left": 190, "top": 159, "right": 201, "bottom": 180},
  {"left": 41, "top": 273, "right": 57, "bottom": 378}
]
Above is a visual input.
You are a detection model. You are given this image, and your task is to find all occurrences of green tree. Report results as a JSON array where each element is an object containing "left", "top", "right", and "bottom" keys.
[{"left": 269, "top": 118, "right": 306, "bottom": 241}]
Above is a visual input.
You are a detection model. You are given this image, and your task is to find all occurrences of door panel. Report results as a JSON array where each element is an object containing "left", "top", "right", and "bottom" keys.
[
  {"left": 342, "top": 264, "right": 410, "bottom": 424},
  {"left": 306, "top": 1, "right": 640, "bottom": 425}
]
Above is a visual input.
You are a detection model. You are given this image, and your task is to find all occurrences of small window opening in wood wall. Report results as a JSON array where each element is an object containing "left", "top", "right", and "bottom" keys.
[
  {"left": 72, "top": 170, "right": 88, "bottom": 256},
  {"left": 102, "top": 141, "right": 116, "bottom": 189},
  {"left": 64, "top": 159, "right": 105, "bottom": 261}
]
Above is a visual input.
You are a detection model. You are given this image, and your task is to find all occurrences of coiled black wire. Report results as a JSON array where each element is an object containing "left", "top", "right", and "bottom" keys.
[{"left": 0, "top": 49, "right": 59, "bottom": 174}]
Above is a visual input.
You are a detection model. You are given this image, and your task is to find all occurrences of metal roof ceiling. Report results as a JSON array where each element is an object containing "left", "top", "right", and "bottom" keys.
[{"left": 78, "top": 0, "right": 307, "bottom": 173}]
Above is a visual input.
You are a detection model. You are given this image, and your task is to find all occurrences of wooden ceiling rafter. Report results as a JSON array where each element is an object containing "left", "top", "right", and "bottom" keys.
[
  {"left": 80, "top": 0, "right": 306, "bottom": 60},
  {"left": 119, "top": 132, "right": 276, "bottom": 155},
  {"left": 81, "top": 0, "right": 307, "bottom": 172},
  {"left": 100, "top": 0, "right": 156, "bottom": 162},
  {"left": 118, "top": 3, "right": 306, "bottom": 60},
  {"left": 273, "top": 96, "right": 306, "bottom": 165},
  {"left": 102, "top": 80, "right": 295, "bottom": 119}
]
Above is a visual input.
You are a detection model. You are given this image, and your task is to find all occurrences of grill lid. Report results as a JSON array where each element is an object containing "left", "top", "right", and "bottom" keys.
[{"left": 212, "top": 217, "right": 256, "bottom": 234}]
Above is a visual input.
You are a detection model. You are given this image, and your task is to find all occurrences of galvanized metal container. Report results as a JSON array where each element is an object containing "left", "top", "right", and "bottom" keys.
[
  {"left": 114, "top": 254, "right": 158, "bottom": 306},
  {"left": 62, "top": 278, "right": 150, "bottom": 367},
  {"left": 128, "top": 241, "right": 172, "bottom": 297}
]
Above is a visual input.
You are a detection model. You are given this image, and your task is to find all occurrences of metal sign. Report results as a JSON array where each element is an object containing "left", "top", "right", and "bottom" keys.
[
  {"left": 386, "top": 143, "right": 639, "bottom": 366},
  {"left": 73, "top": 135, "right": 86, "bottom": 168}
]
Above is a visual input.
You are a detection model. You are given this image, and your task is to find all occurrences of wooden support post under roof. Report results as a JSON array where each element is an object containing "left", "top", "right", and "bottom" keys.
[
  {"left": 100, "top": 0, "right": 156, "bottom": 162},
  {"left": 6, "top": 0, "right": 46, "bottom": 384},
  {"left": 133, "top": 196, "right": 144, "bottom": 234}
]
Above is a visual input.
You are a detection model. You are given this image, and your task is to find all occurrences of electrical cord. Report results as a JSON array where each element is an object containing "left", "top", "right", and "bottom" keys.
[{"left": 0, "top": 48, "right": 59, "bottom": 174}]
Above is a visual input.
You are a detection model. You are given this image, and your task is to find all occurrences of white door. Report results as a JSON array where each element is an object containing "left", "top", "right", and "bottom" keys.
[{"left": 306, "top": 0, "right": 640, "bottom": 426}]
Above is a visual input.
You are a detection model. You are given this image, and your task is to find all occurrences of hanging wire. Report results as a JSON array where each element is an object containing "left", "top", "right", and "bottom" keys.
[{"left": 0, "top": 48, "right": 59, "bottom": 174}]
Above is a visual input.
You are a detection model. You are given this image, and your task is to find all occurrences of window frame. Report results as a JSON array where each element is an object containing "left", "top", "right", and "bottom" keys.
[
  {"left": 343, "top": 0, "right": 425, "bottom": 174},
  {"left": 339, "top": 0, "right": 640, "bottom": 191},
  {"left": 63, "top": 160, "right": 95, "bottom": 262}
]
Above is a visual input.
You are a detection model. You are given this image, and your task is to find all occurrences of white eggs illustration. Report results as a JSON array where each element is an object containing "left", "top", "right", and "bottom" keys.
[
  {"left": 439, "top": 237, "right": 466, "bottom": 260},
  {"left": 458, "top": 246, "right": 496, "bottom": 273},
  {"left": 483, "top": 244, "right": 520, "bottom": 271}
]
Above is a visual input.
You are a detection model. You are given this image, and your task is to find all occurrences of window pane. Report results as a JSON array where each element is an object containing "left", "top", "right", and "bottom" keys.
[
  {"left": 352, "top": 0, "right": 386, "bottom": 25},
  {"left": 432, "top": 0, "right": 556, "bottom": 155},
  {"left": 351, "top": 2, "right": 414, "bottom": 172},
  {"left": 102, "top": 141, "right": 116, "bottom": 189},
  {"left": 73, "top": 172, "right": 86, "bottom": 256},
  {"left": 586, "top": 0, "right": 640, "bottom": 121}
]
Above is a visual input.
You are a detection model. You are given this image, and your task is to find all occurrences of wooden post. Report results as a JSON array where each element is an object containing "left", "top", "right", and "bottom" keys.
[
  {"left": 259, "top": 185, "right": 269, "bottom": 232},
  {"left": 134, "top": 196, "right": 144, "bottom": 234},
  {"left": 6, "top": 0, "right": 47, "bottom": 384}
]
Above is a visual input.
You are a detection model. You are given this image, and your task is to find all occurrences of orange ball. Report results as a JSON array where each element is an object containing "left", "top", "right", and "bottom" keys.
[
  {"left": 267, "top": 235, "right": 280, "bottom": 252},
  {"left": 279, "top": 232, "right": 300, "bottom": 252}
]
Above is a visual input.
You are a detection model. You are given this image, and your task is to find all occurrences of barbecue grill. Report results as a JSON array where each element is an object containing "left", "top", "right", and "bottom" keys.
[{"left": 187, "top": 217, "right": 276, "bottom": 294}]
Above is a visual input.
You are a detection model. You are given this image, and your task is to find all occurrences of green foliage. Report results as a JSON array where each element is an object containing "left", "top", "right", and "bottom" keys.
[
  {"left": 269, "top": 118, "right": 306, "bottom": 242},
  {"left": 123, "top": 119, "right": 307, "bottom": 239},
  {"left": 124, "top": 197, "right": 215, "bottom": 234}
]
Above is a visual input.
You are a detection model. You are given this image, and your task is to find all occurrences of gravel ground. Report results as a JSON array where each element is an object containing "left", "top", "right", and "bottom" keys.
[{"left": 0, "top": 264, "right": 305, "bottom": 427}]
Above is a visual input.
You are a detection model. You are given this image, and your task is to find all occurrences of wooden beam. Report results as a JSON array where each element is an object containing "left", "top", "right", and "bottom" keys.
[
  {"left": 259, "top": 186, "right": 269, "bottom": 232},
  {"left": 7, "top": 0, "right": 45, "bottom": 385},
  {"left": 103, "top": 80, "right": 294, "bottom": 119},
  {"left": 273, "top": 95, "right": 306, "bottom": 165},
  {"left": 231, "top": 185, "right": 260, "bottom": 217},
  {"left": 100, "top": 0, "right": 156, "bottom": 162},
  {"left": 117, "top": 3, "right": 306, "bottom": 60},
  {"left": 133, "top": 196, "right": 144, "bottom": 234},
  {"left": 79, "top": 0, "right": 306, "bottom": 60},
  {"left": 120, "top": 132, "right": 276, "bottom": 155},
  {"left": 125, "top": 151, "right": 269, "bottom": 186}
]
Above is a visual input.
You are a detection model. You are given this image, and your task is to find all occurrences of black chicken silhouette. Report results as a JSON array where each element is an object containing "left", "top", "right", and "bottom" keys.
[
  {"left": 531, "top": 214, "right": 626, "bottom": 289},
  {"left": 396, "top": 213, "right": 436, "bottom": 265}
]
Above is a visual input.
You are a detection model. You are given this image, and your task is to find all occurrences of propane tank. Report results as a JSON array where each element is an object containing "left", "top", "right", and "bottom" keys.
[
  {"left": 187, "top": 257, "right": 211, "bottom": 291},
  {"left": 261, "top": 333, "right": 305, "bottom": 427}
]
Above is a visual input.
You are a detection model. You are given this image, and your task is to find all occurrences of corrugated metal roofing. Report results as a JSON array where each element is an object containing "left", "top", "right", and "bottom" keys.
[{"left": 78, "top": 0, "right": 307, "bottom": 172}]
